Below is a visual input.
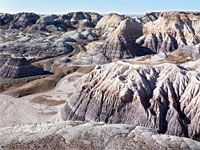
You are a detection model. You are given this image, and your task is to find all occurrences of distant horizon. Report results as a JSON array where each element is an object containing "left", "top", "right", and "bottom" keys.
[
  {"left": 1, "top": 11, "right": 200, "bottom": 16},
  {"left": 0, "top": 0, "right": 199, "bottom": 15}
]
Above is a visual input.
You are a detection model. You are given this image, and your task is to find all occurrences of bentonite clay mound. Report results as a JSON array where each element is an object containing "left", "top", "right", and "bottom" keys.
[
  {"left": 94, "top": 19, "right": 153, "bottom": 59},
  {"left": 94, "top": 35, "right": 153, "bottom": 59},
  {"left": 0, "top": 57, "right": 45, "bottom": 79},
  {"left": 136, "top": 11, "right": 200, "bottom": 53},
  {"left": 95, "top": 13, "right": 130, "bottom": 37},
  {"left": 60, "top": 60, "right": 200, "bottom": 140}
]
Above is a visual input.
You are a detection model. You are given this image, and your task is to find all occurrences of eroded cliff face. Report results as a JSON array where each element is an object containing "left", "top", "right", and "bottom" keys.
[
  {"left": 60, "top": 60, "right": 200, "bottom": 140},
  {"left": 136, "top": 11, "right": 200, "bottom": 53}
]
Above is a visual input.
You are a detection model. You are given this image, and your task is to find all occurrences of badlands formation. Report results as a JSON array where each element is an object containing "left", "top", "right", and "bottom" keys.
[
  {"left": 60, "top": 60, "right": 200, "bottom": 140},
  {"left": 0, "top": 12, "right": 101, "bottom": 58},
  {"left": 0, "top": 11, "right": 200, "bottom": 149},
  {"left": 93, "top": 19, "right": 153, "bottom": 59},
  {"left": 0, "top": 56, "right": 45, "bottom": 79},
  {"left": 136, "top": 11, "right": 200, "bottom": 53},
  {"left": 95, "top": 13, "right": 129, "bottom": 37}
]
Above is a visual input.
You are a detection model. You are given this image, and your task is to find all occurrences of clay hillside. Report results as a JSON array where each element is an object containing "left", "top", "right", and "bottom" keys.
[
  {"left": 60, "top": 60, "right": 200, "bottom": 140},
  {"left": 0, "top": 56, "right": 45, "bottom": 79},
  {"left": 93, "top": 19, "right": 154, "bottom": 59},
  {"left": 136, "top": 11, "right": 200, "bottom": 53}
]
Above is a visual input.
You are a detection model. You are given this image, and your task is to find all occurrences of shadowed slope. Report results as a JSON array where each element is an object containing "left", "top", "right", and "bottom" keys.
[{"left": 0, "top": 57, "right": 45, "bottom": 79}]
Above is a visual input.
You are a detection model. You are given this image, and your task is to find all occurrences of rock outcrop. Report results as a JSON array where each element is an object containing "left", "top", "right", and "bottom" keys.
[
  {"left": 94, "top": 19, "right": 153, "bottom": 59},
  {"left": 0, "top": 56, "right": 45, "bottom": 79},
  {"left": 112, "top": 18, "right": 142, "bottom": 39},
  {"left": 0, "top": 13, "right": 13, "bottom": 25},
  {"left": 60, "top": 60, "right": 200, "bottom": 140},
  {"left": 135, "top": 12, "right": 161, "bottom": 24},
  {"left": 0, "top": 121, "right": 200, "bottom": 150},
  {"left": 136, "top": 11, "right": 200, "bottom": 53},
  {"left": 62, "top": 11, "right": 102, "bottom": 29},
  {"left": 29, "top": 15, "right": 68, "bottom": 32},
  {"left": 9, "top": 13, "right": 40, "bottom": 29},
  {"left": 95, "top": 13, "right": 130, "bottom": 37}
]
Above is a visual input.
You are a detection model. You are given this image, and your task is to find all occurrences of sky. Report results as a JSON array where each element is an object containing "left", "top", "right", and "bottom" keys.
[{"left": 0, "top": 0, "right": 199, "bottom": 15}]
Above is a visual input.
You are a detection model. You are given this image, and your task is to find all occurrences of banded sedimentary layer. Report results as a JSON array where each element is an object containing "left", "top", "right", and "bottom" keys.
[
  {"left": 94, "top": 19, "right": 152, "bottom": 59},
  {"left": 0, "top": 57, "right": 45, "bottom": 79},
  {"left": 95, "top": 13, "right": 130, "bottom": 37},
  {"left": 136, "top": 11, "right": 200, "bottom": 53},
  {"left": 60, "top": 60, "right": 200, "bottom": 140}
]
